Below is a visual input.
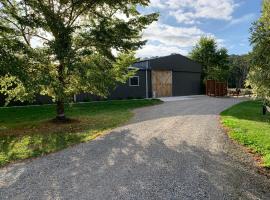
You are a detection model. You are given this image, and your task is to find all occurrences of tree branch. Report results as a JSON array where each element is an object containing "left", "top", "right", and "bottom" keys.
[
  {"left": 21, "top": 31, "right": 31, "bottom": 47},
  {"left": 1, "top": 17, "right": 32, "bottom": 47},
  {"left": 67, "top": 0, "right": 75, "bottom": 25},
  {"left": 1, "top": 16, "right": 20, "bottom": 29},
  {"left": 68, "top": 0, "right": 97, "bottom": 26},
  {"left": 6, "top": 0, "right": 17, "bottom": 10},
  {"left": 29, "top": 33, "right": 51, "bottom": 42}
]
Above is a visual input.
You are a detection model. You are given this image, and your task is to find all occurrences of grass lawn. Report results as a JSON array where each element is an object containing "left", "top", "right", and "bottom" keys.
[
  {"left": 221, "top": 100, "right": 270, "bottom": 168},
  {"left": 0, "top": 99, "right": 161, "bottom": 166}
]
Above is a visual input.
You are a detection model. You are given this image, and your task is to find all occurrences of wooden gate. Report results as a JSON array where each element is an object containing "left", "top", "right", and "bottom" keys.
[
  {"left": 206, "top": 80, "right": 227, "bottom": 96},
  {"left": 152, "top": 70, "right": 172, "bottom": 97}
]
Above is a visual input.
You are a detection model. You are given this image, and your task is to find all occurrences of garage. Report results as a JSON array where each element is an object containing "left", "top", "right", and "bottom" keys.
[{"left": 109, "top": 54, "right": 202, "bottom": 99}]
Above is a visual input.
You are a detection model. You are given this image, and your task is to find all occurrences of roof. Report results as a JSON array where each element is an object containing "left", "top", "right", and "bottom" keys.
[
  {"left": 136, "top": 54, "right": 186, "bottom": 62},
  {"left": 132, "top": 54, "right": 202, "bottom": 73}
]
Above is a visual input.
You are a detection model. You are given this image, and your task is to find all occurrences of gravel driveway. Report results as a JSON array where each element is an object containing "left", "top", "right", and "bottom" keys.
[{"left": 1, "top": 96, "right": 270, "bottom": 200}]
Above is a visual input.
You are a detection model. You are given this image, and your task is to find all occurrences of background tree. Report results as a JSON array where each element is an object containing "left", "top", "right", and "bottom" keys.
[
  {"left": 228, "top": 54, "right": 250, "bottom": 88},
  {"left": 189, "top": 37, "right": 229, "bottom": 83},
  {"left": 0, "top": 0, "right": 158, "bottom": 121},
  {"left": 247, "top": 0, "right": 270, "bottom": 105}
]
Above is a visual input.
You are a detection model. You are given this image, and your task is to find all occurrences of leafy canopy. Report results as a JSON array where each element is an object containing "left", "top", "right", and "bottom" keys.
[
  {"left": 0, "top": 0, "right": 158, "bottom": 105},
  {"left": 189, "top": 36, "right": 229, "bottom": 81},
  {"left": 228, "top": 54, "right": 250, "bottom": 88},
  {"left": 247, "top": 0, "right": 270, "bottom": 104}
]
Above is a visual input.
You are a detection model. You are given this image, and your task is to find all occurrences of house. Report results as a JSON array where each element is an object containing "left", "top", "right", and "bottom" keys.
[
  {"left": 0, "top": 54, "right": 202, "bottom": 106},
  {"left": 107, "top": 54, "right": 202, "bottom": 99},
  {"left": 77, "top": 54, "right": 202, "bottom": 101}
]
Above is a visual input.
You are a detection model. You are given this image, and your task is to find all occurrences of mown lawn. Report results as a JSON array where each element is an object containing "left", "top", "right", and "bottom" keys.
[
  {"left": 221, "top": 101, "right": 270, "bottom": 168},
  {"left": 0, "top": 99, "right": 161, "bottom": 166}
]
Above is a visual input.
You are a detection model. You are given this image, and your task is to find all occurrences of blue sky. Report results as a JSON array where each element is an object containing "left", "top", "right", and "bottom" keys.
[{"left": 136, "top": 0, "right": 262, "bottom": 58}]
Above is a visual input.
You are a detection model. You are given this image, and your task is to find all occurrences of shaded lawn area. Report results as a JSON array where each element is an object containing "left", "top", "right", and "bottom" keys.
[
  {"left": 221, "top": 101, "right": 270, "bottom": 168},
  {"left": 0, "top": 99, "right": 161, "bottom": 166}
]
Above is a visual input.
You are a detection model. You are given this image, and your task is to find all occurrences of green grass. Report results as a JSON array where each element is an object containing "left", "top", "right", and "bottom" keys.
[
  {"left": 0, "top": 99, "right": 161, "bottom": 166},
  {"left": 221, "top": 101, "right": 270, "bottom": 167}
]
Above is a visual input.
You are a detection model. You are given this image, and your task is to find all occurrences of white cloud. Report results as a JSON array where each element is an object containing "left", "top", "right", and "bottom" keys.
[
  {"left": 169, "top": 11, "right": 197, "bottom": 24},
  {"left": 136, "top": 44, "right": 188, "bottom": 58},
  {"left": 142, "top": 22, "right": 205, "bottom": 47},
  {"left": 139, "top": 21, "right": 204, "bottom": 57},
  {"left": 137, "top": 21, "right": 224, "bottom": 58},
  {"left": 150, "top": 0, "right": 166, "bottom": 9},
  {"left": 135, "top": 0, "right": 234, "bottom": 57},
  {"left": 151, "top": 0, "right": 237, "bottom": 24},
  {"left": 227, "top": 13, "right": 256, "bottom": 26}
]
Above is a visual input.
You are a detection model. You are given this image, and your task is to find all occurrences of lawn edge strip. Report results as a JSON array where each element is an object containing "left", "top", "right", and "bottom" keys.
[{"left": 219, "top": 101, "right": 270, "bottom": 177}]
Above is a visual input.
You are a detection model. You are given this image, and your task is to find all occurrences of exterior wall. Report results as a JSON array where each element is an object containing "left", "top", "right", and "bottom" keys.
[
  {"left": 145, "top": 54, "right": 202, "bottom": 97},
  {"left": 109, "top": 54, "right": 203, "bottom": 99},
  {"left": 172, "top": 71, "right": 201, "bottom": 96},
  {"left": 75, "top": 93, "right": 101, "bottom": 102},
  {"left": 149, "top": 54, "right": 201, "bottom": 73},
  {"left": 147, "top": 70, "right": 152, "bottom": 98},
  {"left": 0, "top": 94, "right": 53, "bottom": 107},
  {"left": 75, "top": 70, "right": 147, "bottom": 101},
  {"left": 109, "top": 70, "right": 147, "bottom": 99},
  {"left": 0, "top": 94, "right": 5, "bottom": 106},
  {"left": 35, "top": 95, "right": 53, "bottom": 104},
  {"left": 52, "top": 70, "right": 148, "bottom": 103}
]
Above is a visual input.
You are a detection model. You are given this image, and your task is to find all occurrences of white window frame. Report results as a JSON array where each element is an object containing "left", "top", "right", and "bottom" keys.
[{"left": 129, "top": 76, "right": 140, "bottom": 86}]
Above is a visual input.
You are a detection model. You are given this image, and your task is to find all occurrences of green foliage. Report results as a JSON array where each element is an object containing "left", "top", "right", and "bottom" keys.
[
  {"left": 228, "top": 54, "right": 250, "bottom": 88},
  {"left": 189, "top": 36, "right": 229, "bottom": 81},
  {"left": 221, "top": 101, "right": 270, "bottom": 167},
  {"left": 0, "top": 0, "right": 158, "bottom": 113},
  {"left": 247, "top": 0, "right": 270, "bottom": 105},
  {"left": 0, "top": 99, "right": 162, "bottom": 166}
]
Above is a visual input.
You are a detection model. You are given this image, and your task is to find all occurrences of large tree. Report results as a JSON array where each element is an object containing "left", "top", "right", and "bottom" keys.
[
  {"left": 0, "top": 0, "right": 158, "bottom": 120},
  {"left": 228, "top": 54, "right": 250, "bottom": 88},
  {"left": 189, "top": 36, "right": 229, "bottom": 82},
  {"left": 247, "top": 0, "right": 270, "bottom": 104}
]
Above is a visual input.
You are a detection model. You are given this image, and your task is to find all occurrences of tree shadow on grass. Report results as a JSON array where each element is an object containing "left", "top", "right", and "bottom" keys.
[
  {"left": 0, "top": 127, "right": 102, "bottom": 166},
  {"left": 1, "top": 128, "right": 270, "bottom": 200}
]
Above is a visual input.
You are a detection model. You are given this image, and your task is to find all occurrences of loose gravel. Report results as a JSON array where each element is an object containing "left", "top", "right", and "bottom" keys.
[{"left": 0, "top": 96, "right": 270, "bottom": 200}]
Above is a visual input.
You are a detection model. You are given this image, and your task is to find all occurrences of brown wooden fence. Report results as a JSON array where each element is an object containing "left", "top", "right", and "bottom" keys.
[{"left": 206, "top": 80, "right": 227, "bottom": 97}]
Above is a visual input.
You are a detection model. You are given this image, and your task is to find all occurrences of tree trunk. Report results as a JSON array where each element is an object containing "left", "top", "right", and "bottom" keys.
[
  {"left": 263, "top": 105, "right": 267, "bottom": 115},
  {"left": 55, "top": 63, "right": 66, "bottom": 122},
  {"left": 56, "top": 100, "right": 66, "bottom": 121}
]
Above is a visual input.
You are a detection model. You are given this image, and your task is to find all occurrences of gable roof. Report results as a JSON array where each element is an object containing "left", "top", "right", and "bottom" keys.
[{"left": 132, "top": 54, "right": 202, "bottom": 73}]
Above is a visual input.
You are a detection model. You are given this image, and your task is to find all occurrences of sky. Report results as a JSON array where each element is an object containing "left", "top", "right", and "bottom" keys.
[{"left": 136, "top": 0, "right": 262, "bottom": 58}]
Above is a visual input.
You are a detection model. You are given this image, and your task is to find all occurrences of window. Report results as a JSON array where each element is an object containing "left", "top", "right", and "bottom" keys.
[{"left": 129, "top": 76, "right": 139, "bottom": 86}]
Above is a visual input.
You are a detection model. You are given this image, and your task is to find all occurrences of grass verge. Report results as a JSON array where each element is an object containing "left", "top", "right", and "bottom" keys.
[
  {"left": 221, "top": 100, "right": 270, "bottom": 168},
  {"left": 0, "top": 99, "right": 161, "bottom": 166}
]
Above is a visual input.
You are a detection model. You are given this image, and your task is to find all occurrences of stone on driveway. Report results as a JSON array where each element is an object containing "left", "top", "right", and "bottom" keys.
[{"left": 0, "top": 96, "right": 270, "bottom": 199}]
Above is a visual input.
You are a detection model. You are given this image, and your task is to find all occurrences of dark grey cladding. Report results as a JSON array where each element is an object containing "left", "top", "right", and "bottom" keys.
[
  {"left": 133, "top": 54, "right": 202, "bottom": 72},
  {"left": 149, "top": 54, "right": 201, "bottom": 72}
]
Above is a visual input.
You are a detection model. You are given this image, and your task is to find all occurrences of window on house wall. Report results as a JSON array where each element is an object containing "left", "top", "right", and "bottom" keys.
[{"left": 129, "top": 76, "right": 139, "bottom": 86}]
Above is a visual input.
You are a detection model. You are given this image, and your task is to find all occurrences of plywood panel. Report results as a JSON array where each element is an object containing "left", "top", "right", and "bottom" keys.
[{"left": 152, "top": 70, "right": 172, "bottom": 97}]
